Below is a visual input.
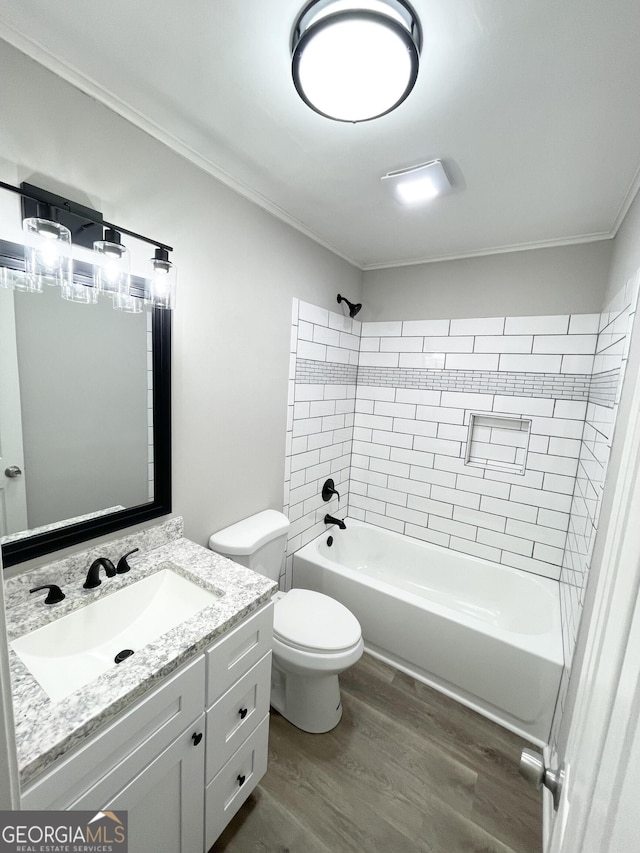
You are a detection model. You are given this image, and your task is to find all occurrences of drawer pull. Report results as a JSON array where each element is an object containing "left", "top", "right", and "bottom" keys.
[
  {"left": 238, "top": 707, "right": 248, "bottom": 719},
  {"left": 192, "top": 732, "right": 203, "bottom": 747},
  {"left": 237, "top": 774, "right": 246, "bottom": 787}
]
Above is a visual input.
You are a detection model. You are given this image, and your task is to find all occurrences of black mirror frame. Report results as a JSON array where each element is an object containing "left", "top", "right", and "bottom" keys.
[{"left": 1, "top": 308, "right": 172, "bottom": 569}]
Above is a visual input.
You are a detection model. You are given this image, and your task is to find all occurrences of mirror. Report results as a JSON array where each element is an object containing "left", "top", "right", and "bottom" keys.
[{"left": 0, "top": 284, "right": 171, "bottom": 568}]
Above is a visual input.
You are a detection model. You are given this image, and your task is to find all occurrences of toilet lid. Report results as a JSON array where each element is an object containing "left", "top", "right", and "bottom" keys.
[{"left": 274, "top": 589, "right": 362, "bottom": 653}]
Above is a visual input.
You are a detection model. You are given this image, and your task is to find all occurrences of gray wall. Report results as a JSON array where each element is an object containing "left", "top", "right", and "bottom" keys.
[
  {"left": 14, "top": 286, "right": 149, "bottom": 528},
  {"left": 0, "top": 42, "right": 362, "bottom": 558},
  {"left": 362, "top": 242, "right": 612, "bottom": 320}
]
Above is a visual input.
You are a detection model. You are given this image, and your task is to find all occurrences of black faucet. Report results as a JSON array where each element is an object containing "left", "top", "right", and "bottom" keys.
[
  {"left": 83, "top": 557, "right": 117, "bottom": 589},
  {"left": 30, "top": 584, "right": 65, "bottom": 605},
  {"left": 322, "top": 478, "right": 340, "bottom": 502},
  {"left": 324, "top": 514, "right": 346, "bottom": 530}
]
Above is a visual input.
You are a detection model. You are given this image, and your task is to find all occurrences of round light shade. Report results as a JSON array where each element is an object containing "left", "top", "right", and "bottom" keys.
[{"left": 292, "top": 0, "right": 421, "bottom": 122}]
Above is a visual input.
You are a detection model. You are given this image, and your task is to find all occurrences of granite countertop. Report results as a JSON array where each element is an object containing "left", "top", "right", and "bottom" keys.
[{"left": 6, "top": 525, "right": 277, "bottom": 788}]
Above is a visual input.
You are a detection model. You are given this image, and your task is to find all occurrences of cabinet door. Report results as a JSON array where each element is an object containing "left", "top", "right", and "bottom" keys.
[{"left": 74, "top": 717, "right": 205, "bottom": 853}]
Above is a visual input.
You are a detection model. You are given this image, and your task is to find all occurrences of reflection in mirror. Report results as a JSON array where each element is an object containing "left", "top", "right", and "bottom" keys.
[{"left": 0, "top": 285, "right": 152, "bottom": 542}]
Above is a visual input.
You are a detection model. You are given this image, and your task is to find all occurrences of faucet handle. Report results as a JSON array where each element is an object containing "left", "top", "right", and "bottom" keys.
[
  {"left": 116, "top": 548, "right": 139, "bottom": 574},
  {"left": 30, "top": 585, "right": 65, "bottom": 605},
  {"left": 322, "top": 478, "right": 340, "bottom": 502}
]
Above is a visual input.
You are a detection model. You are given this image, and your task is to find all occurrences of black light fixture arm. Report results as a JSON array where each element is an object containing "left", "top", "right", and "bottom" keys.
[{"left": 0, "top": 179, "right": 173, "bottom": 254}]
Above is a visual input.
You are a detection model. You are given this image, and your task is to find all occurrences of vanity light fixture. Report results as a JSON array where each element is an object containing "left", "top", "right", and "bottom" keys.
[
  {"left": 381, "top": 159, "right": 452, "bottom": 204},
  {"left": 0, "top": 180, "right": 176, "bottom": 311},
  {"left": 23, "top": 203, "right": 73, "bottom": 290},
  {"left": 291, "top": 0, "right": 422, "bottom": 122}
]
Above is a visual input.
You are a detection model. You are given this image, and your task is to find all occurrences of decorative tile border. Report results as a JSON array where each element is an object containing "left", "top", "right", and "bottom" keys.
[{"left": 295, "top": 359, "right": 358, "bottom": 385}]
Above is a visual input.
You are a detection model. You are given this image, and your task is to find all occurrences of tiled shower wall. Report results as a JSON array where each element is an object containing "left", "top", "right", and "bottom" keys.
[
  {"left": 551, "top": 273, "right": 639, "bottom": 745},
  {"left": 351, "top": 315, "right": 598, "bottom": 580},
  {"left": 281, "top": 299, "right": 359, "bottom": 589}
]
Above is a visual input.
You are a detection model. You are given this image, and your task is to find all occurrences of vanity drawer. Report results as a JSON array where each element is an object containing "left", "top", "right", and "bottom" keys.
[
  {"left": 205, "top": 602, "right": 273, "bottom": 706},
  {"left": 205, "top": 713, "right": 269, "bottom": 850},
  {"left": 21, "top": 655, "right": 205, "bottom": 810},
  {"left": 206, "top": 651, "right": 271, "bottom": 782}
]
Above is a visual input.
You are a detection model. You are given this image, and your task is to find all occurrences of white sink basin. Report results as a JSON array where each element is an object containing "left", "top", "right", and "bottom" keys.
[{"left": 11, "top": 566, "right": 221, "bottom": 703}]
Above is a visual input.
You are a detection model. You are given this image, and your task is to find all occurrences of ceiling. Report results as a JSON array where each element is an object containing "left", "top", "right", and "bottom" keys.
[{"left": 1, "top": 0, "right": 640, "bottom": 270}]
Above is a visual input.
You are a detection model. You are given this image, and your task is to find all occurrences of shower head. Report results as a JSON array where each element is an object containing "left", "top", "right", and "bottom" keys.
[{"left": 337, "top": 294, "right": 362, "bottom": 318}]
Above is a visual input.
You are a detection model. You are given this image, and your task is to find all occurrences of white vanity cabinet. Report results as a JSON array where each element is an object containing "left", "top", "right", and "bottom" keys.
[{"left": 20, "top": 601, "right": 274, "bottom": 853}]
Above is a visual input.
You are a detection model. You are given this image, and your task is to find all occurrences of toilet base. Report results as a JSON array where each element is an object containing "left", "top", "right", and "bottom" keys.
[{"left": 270, "top": 660, "right": 343, "bottom": 733}]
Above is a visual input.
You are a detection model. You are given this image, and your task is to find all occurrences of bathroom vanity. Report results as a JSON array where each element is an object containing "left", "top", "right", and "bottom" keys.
[{"left": 5, "top": 519, "right": 276, "bottom": 852}]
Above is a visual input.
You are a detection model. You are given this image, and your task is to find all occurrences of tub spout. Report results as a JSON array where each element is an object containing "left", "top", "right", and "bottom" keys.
[{"left": 324, "top": 514, "right": 346, "bottom": 530}]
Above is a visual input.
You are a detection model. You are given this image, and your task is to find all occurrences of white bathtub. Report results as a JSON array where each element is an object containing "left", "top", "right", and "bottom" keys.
[{"left": 293, "top": 519, "right": 563, "bottom": 745}]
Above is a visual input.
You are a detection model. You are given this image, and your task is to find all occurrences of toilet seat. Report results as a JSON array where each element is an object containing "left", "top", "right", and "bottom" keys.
[{"left": 274, "top": 589, "right": 362, "bottom": 654}]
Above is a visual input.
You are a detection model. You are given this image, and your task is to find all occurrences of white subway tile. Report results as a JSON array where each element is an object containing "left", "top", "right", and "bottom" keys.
[
  {"left": 364, "top": 511, "right": 405, "bottom": 533},
  {"left": 417, "top": 405, "right": 465, "bottom": 424},
  {"left": 320, "top": 444, "right": 343, "bottom": 463},
  {"left": 371, "top": 430, "right": 414, "bottom": 450},
  {"left": 543, "top": 472, "right": 576, "bottom": 494},
  {"left": 529, "top": 434, "right": 549, "bottom": 453},
  {"left": 414, "top": 436, "right": 462, "bottom": 457},
  {"left": 450, "top": 317, "right": 505, "bottom": 336},
  {"left": 361, "top": 321, "right": 403, "bottom": 337},
  {"left": 305, "top": 460, "right": 332, "bottom": 482},
  {"left": 326, "top": 346, "right": 350, "bottom": 364},
  {"left": 492, "top": 395, "right": 554, "bottom": 417},
  {"left": 537, "top": 508, "right": 570, "bottom": 531},
  {"left": 339, "top": 332, "right": 360, "bottom": 350},
  {"left": 394, "top": 418, "right": 438, "bottom": 438},
  {"left": 290, "top": 449, "right": 320, "bottom": 472},
  {"left": 432, "top": 485, "right": 480, "bottom": 509},
  {"left": 477, "top": 529, "right": 534, "bottom": 556},
  {"left": 387, "top": 476, "right": 432, "bottom": 499},
  {"left": 323, "top": 384, "right": 348, "bottom": 400},
  {"left": 474, "top": 335, "right": 533, "bottom": 353},
  {"left": 289, "top": 470, "right": 306, "bottom": 490},
  {"left": 352, "top": 440, "right": 391, "bottom": 460},
  {"left": 409, "top": 466, "right": 457, "bottom": 487},
  {"left": 355, "top": 399, "right": 374, "bottom": 415},
  {"left": 354, "top": 413, "right": 394, "bottom": 431},
  {"left": 445, "top": 353, "right": 499, "bottom": 371},
  {"left": 435, "top": 456, "right": 484, "bottom": 477},
  {"left": 504, "top": 315, "right": 569, "bottom": 335},
  {"left": 380, "top": 336, "right": 423, "bottom": 352},
  {"left": 500, "top": 551, "right": 561, "bottom": 580},
  {"left": 360, "top": 337, "right": 380, "bottom": 352},
  {"left": 349, "top": 507, "right": 366, "bottom": 521},
  {"left": 569, "top": 313, "right": 600, "bottom": 334},
  {"left": 350, "top": 453, "right": 370, "bottom": 470},
  {"left": 369, "top": 458, "right": 412, "bottom": 480},
  {"left": 399, "top": 353, "right": 446, "bottom": 369},
  {"left": 295, "top": 383, "right": 325, "bottom": 402},
  {"left": 294, "top": 401, "right": 310, "bottom": 419},
  {"left": 327, "top": 312, "right": 353, "bottom": 333},
  {"left": 498, "top": 353, "right": 562, "bottom": 372},
  {"left": 533, "top": 334, "right": 597, "bottom": 355},
  {"left": 455, "top": 475, "right": 510, "bottom": 499},
  {"left": 386, "top": 504, "right": 430, "bottom": 526},
  {"left": 396, "top": 389, "right": 442, "bottom": 405},
  {"left": 297, "top": 339, "right": 327, "bottom": 361},
  {"left": 292, "top": 417, "right": 323, "bottom": 437},
  {"left": 553, "top": 400, "right": 588, "bottom": 420},
  {"left": 297, "top": 320, "right": 313, "bottom": 341},
  {"left": 368, "top": 484, "right": 409, "bottom": 507},
  {"left": 291, "top": 436, "right": 308, "bottom": 455},
  {"left": 350, "top": 493, "right": 386, "bottom": 514},
  {"left": 440, "top": 391, "right": 494, "bottom": 411},
  {"left": 359, "top": 351, "right": 399, "bottom": 368},
  {"left": 390, "top": 447, "right": 435, "bottom": 469},
  {"left": 429, "top": 516, "right": 477, "bottom": 541},
  {"left": 321, "top": 414, "right": 346, "bottom": 431},
  {"left": 453, "top": 505, "right": 506, "bottom": 532},
  {"left": 561, "top": 354, "right": 595, "bottom": 374},
  {"left": 298, "top": 301, "right": 329, "bottom": 326},
  {"left": 549, "top": 437, "right": 582, "bottom": 458},
  {"left": 480, "top": 496, "right": 538, "bottom": 523},
  {"left": 313, "top": 325, "right": 341, "bottom": 346},
  {"left": 533, "top": 542, "right": 565, "bottom": 565},
  {"left": 531, "top": 417, "right": 584, "bottom": 439},
  {"left": 407, "top": 494, "right": 455, "bottom": 519},
  {"left": 402, "top": 319, "right": 450, "bottom": 336},
  {"left": 357, "top": 385, "right": 396, "bottom": 401},
  {"left": 374, "top": 400, "right": 417, "bottom": 418},
  {"left": 437, "top": 424, "right": 468, "bottom": 442},
  {"left": 335, "top": 399, "right": 355, "bottom": 414},
  {"left": 505, "top": 518, "right": 569, "bottom": 548},
  {"left": 349, "top": 350, "right": 359, "bottom": 366},
  {"left": 510, "top": 485, "right": 572, "bottom": 512},
  {"left": 423, "top": 336, "right": 474, "bottom": 353},
  {"left": 450, "top": 537, "right": 502, "bottom": 562},
  {"left": 350, "top": 479, "right": 367, "bottom": 496},
  {"left": 527, "top": 452, "right": 578, "bottom": 477},
  {"left": 405, "top": 524, "right": 450, "bottom": 547}
]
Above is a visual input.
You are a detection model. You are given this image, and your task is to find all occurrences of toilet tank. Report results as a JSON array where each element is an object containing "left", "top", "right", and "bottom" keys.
[{"left": 209, "top": 510, "right": 290, "bottom": 581}]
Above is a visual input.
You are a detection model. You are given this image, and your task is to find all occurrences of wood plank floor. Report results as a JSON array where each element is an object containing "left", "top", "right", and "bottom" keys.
[{"left": 212, "top": 654, "right": 542, "bottom": 853}]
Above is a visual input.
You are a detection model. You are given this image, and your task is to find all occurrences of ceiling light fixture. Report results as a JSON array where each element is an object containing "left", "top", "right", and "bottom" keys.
[
  {"left": 292, "top": 0, "right": 422, "bottom": 122},
  {"left": 382, "top": 159, "right": 452, "bottom": 204}
]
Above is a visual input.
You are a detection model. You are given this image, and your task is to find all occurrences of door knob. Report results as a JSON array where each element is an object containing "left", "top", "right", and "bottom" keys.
[
  {"left": 520, "top": 748, "right": 564, "bottom": 809},
  {"left": 4, "top": 466, "right": 22, "bottom": 478}
]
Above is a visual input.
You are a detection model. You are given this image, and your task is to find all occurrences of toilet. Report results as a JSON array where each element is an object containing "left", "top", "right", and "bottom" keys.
[{"left": 209, "top": 509, "right": 363, "bottom": 733}]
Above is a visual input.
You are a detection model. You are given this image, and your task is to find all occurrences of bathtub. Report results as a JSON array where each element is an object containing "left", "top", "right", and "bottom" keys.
[{"left": 293, "top": 519, "right": 563, "bottom": 745}]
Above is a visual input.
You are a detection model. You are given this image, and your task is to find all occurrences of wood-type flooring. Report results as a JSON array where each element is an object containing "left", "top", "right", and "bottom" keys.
[{"left": 212, "top": 653, "right": 542, "bottom": 853}]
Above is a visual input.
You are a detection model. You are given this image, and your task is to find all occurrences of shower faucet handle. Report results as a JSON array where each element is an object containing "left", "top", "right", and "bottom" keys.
[{"left": 322, "top": 478, "right": 340, "bottom": 502}]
